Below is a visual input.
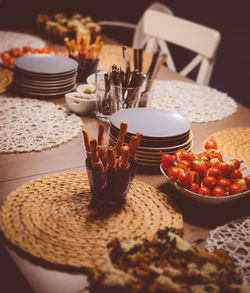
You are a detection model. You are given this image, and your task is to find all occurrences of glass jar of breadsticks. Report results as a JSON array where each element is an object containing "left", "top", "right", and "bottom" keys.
[
  {"left": 82, "top": 122, "right": 142, "bottom": 204},
  {"left": 64, "top": 32, "right": 103, "bottom": 82}
]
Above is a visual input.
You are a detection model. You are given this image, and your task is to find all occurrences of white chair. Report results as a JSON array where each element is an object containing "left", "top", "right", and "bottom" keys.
[
  {"left": 98, "top": 2, "right": 173, "bottom": 49},
  {"left": 143, "top": 9, "right": 221, "bottom": 85}
]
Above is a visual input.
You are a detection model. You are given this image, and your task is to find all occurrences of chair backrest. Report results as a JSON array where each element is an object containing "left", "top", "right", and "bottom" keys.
[{"left": 143, "top": 9, "right": 221, "bottom": 85}]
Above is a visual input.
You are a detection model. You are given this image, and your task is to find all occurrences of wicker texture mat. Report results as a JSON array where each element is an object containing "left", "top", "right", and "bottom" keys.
[
  {"left": 205, "top": 128, "right": 250, "bottom": 167},
  {"left": 0, "top": 172, "right": 182, "bottom": 269},
  {"left": 98, "top": 44, "right": 153, "bottom": 72},
  {"left": 0, "top": 67, "right": 13, "bottom": 93}
]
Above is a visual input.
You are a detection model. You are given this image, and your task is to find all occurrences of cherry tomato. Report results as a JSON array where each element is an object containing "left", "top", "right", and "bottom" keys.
[
  {"left": 231, "top": 159, "right": 241, "bottom": 169},
  {"left": 198, "top": 186, "right": 211, "bottom": 196},
  {"left": 198, "top": 152, "right": 210, "bottom": 162},
  {"left": 176, "top": 171, "right": 192, "bottom": 187},
  {"left": 179, "top": 151, "right": 196, "bottom": 162},
  {"left": 210, "top": 157, "right": 221, "bottom": 167},
  {"left": 209, "top": 152, "right": 223, "bottom": 161},
  {"left": 204, "top": 136, "right": 217, "bottom": 150},
  {"left": 193, "top": 159, "right": 207, "bottom": 177},
  {"left": 179, "top": 159, "right": 192, "bottom": 169},
  {"left": 190, "top": 170, "right": 200, "bottom": 184},
  {"left": 217, "top": 178, "right": 231, "bottom": 193},
  {"left": 167, "top": 166, "right": 182, "bottom": 181},
  {"left": 22, "top": 46, "right": 32, "bottom": 52},
  {"left": 207, "top": 167, "right": 222, "bottom": 179},
  {"left": 177, "top": 161, "right": 189, "bottom": 172},
  {"left": 230, "top": 169, "right": 243, "bottom": 180},
  {"left": 205, "top": 160, "right": 212, "bottom": 170},
  {"left": 217, "top": 161, "right": 233, "bottom": 177},
  {"left": 229, "top": 184, "right": 243, "bottom": 195},
  {"left": 161, "top": 153, "right": 175, "bottom": 169},
  {"left": 175, "top": 149, "right": 186, "bottom": 161},
  {"left": 202, "top": 176, "right": 217, "bottom": 189},
  {"left": 189, "top": 182, "right": 199, "bottom": 193},
  {"left": 212, "top": 186, "right": 225, "bottom": 197},
  {"left": 234, "top": 179, "right": 247, "bottom": 191},
  {"left": 246, "top": 175, "right": 250, "bottom": 189}
]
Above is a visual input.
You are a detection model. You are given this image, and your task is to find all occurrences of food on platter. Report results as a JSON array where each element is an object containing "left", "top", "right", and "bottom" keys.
[
  {"left": 82, "top": 122, "right": 142, "bottom": 203},
  {"left": 0, "top": 46, "right": 68, "bottom": 68},
  {"left": 88, "top": 227, "right": 250, "bottom": 292},
  {"left": 161, "top": 136, "right": 249, "bottom": 198},
  {"left": 36, "top": 12, "right": 101, "bottom": 43}
]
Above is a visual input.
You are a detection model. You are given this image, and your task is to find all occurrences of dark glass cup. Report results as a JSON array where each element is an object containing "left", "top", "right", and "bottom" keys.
[{"left": 85, "top": 158, "right": 137, "bottom": 204}]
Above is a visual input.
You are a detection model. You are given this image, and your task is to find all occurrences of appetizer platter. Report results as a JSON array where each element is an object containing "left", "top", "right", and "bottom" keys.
[
  {"left": 160, "top": 136, "right": 250, "bottom": 203},
  {"left": 89, "top": 227, "right": 250, "bottom": 292}
]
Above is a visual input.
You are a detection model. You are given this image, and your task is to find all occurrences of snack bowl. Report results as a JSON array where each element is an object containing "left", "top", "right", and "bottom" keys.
[
  {"left": 76, "top": 84, "right": 96, "bottom": 98},
  {"left": 86, "top": 157, "right": 137, "bottom": 204},
  {"left": 160, "top": 154, "right": 250, "bottom": 204},
  {"left": 86, "top": 73, "right": 95, "bottom": 86},
  {"left": 65, "top": 91, "right": 97, "bottom": 115}
]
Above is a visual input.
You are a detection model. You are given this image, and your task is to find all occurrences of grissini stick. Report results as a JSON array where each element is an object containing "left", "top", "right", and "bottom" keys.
[
  {"left": 82, "top": 129, "right": 91, "bottom": 158},
  {"left": 115, "top": 121, "right": 128, "bottom": 156},
  {"left": 128, "top": 132, "right": 143, "bottom": 158},
  {"left": 90, "top": 139, "right": 104, "bottom": 172},
  {"left": 106, "top": 147, "right": 117, "bottom": 172},
  {"left": 119, "top": 146, "right": 130, "bottom": 170},
  {"left": 98, "top": 123, "right": 105, "bottom": 146}
]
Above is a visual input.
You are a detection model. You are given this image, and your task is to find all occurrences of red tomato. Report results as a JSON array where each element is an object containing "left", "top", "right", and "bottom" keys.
[
  {"left": 190, "top": 170, "right": 200, "bottom": 184},
  {"left": 209, "top": 152, "right": 223, "bottom": 161},
  {"left": 176, "top": 171, "right": 192, "bottom": 187},
  {"left": 212, "top": 186, "right": 225, "bottom": 197},
  {"left": 161, "top": 153, "right": 175, "bottom": 169},
  {"left": 234, "top": 179, "right": 247, "bottom": 191},
  {"left": 217, "top": 161, "right": 233, "bottom": 177},
  {"left": 193, "top": 159, "right": 207, "bottom": 177},
  {"left": 210, "top": 157, "right": 221, "bottom": 167},
  {"left": 229, "top": 184, "right": 243, "bottom": 195},
  {"left": 217, "top": 178, "right": 231, "bottom": 193},
  {"left": 177, "top": 160, "right": 189, "bottom": 172},
  {"left": 230, "top": 169, "right": 243, "bottom": 180},
  {"left": 204, "top": 136, "right": 217, "bottom": 150},
  {"left": 175, "top": 149, "right": 186, "bottom": 161},
  {"left": 189, "top": 182, "right": 199, "bottom": 193},
  {"left": 179, "top": 159, "right": 192, "bottom": 169},
  {"left": 202, "top": 176, "right": 217, "bottom": 189},
  {"left": 205, "top": 160, "right": 212, "bottom": 170},
  {"left": 198, "top": 186, "right": 211, "bottom": 196},
  {"left": 207, "top": 167, "right": 222, "bottom": 179},
  {"left": 22, "top": 46, "right": 32, "bottom": 52},
  {"left": 231, "top": 159, "right": 241, "bottom": 169},
  {"left": 246, "top": 175, "right": 250, "bottom": 189},
  {"left": 167, "top": 166, "right": 182, "bottom": 181},
  {"left": 198, "top": 152, "right": 210, "bottom": 162},
  {"left": 179, "top": 151, "right": 196, "bottom": 162}
]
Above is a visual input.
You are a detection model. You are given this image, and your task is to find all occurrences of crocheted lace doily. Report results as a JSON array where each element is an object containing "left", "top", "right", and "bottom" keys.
[
  {"left": 206, "top": 217, "right": 250, "bottom": 284},
  {"left": 0, "top": 97, "right": 83, "bottom": 153},
  {"left": 150, "top": 80, "right": 237, "bottom": 123},
  {"left": 0, "top": 30, "right": 46, "bottom": 52}
]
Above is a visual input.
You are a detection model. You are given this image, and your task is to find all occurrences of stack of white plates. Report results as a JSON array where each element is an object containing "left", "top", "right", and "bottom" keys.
[
  {"left": 13, "top": 54, "right": 78, "bottom": 97},
  {"left": 109, "top": 108, "right": 192, "bottom": 167}
]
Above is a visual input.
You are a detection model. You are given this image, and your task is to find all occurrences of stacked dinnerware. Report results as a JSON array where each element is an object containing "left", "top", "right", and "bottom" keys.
[
  {"left": 13, "top": 54, "right": 78, "bottom": 97},
  {"left": 109, "top": 108, "right": 192, "bottom": 167}
]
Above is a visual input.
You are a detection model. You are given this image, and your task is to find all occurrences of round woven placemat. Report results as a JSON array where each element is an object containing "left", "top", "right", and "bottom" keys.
[
  {"left": 0, "top": 172, "right": 183, "bottom": 269},
  {"left": 204, "top": 128, "right": 250, "bottom": 167},
  {"left": 0, "top": 67, "right": 13, "bottom": 93}
]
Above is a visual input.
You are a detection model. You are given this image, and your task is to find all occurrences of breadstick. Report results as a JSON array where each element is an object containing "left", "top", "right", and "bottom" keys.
[
  {"left": 95, "top": 35, "right": 102, "bottom": 45},
  {"left": 120, "top": 146, "right": 130, "bottom": 170},
  {"left": 128, "top": 132, "right": 142, "bottom": 158},
  {"left": 82, "top": 129, "right": 91, "bottom": 153},
  {"left": 115, "top": 121, "right": 128, "bottom": 156},
  {"left": 76, "top": 30, "right": 81, "bottom": 48},
  {"left": 106, "top": 147, "right": 116, "bottom": 172},
  {"left": 98, "top": 123, "right": 105, "bottom": 146},
  {"left": 64, "top": 37, "right": 72, "bottom": 53},
  {"left": 90, "top": 139, "right": 104, "bottom": 172}
]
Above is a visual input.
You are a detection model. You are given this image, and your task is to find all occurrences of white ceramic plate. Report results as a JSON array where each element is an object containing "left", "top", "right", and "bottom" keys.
[{"left": 160, "top": 154, "right": 250, "bottom": 204}]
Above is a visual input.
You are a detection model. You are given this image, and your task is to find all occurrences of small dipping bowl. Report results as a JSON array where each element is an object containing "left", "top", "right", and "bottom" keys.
[
  {"left": 86, "top": 157, "right": 137, "bottom": 204},
  {"left": 65, "top": 91, "right": 97, "bottom": 115}
]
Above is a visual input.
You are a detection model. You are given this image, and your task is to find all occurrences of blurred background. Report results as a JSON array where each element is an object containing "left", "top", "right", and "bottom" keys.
[{"left": 0, "top": 0, "right": 249, "bottom": 107}]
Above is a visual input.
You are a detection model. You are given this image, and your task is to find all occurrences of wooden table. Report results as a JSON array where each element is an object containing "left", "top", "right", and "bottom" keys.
[{"left": 0, "top": 34, "right": 250, "bottom": 293}]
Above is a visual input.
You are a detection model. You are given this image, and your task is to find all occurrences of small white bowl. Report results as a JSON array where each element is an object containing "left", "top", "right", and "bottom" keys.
[
  {"left": 76, "top": 84, "right": 96, "bottom": 98},
  {"left": 65, "top": 92, "right": 97, "bottom": 115},
  {"left": 86, "top": 73, "right": 95, "bottom": 86}
]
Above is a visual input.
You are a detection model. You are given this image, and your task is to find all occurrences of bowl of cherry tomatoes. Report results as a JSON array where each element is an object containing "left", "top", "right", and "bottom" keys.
[{"left": 160, "top": 137, "right": 250, "bottom": 204}]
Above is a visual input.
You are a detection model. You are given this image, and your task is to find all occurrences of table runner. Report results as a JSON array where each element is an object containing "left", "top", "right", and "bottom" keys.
[
  {"left": 150, "top": 80, "right": 237, "bottom": 123},
  {"left": 206, "top": 216, "right": 250, "bottom": 284},
  {"left": 0, "top": 97, "right": 83, "bottom": 153}
]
